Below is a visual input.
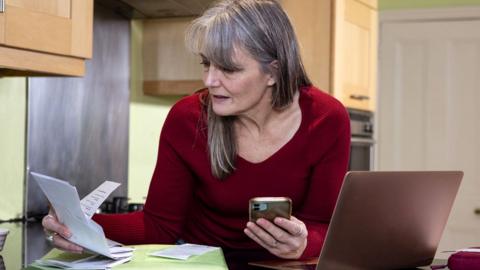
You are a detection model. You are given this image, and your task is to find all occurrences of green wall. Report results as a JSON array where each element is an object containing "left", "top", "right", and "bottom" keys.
[
  {"left": 1, "top": 222, "right": 23, "bottom": 270},
  {"left": 128, "top": 20, "right": 182, "bottom": 203},
  {"left": 379, "top": 0, "right": 480, "bottom": 10},
  {"left": 0, "top": 78, "right": 26, "bottom": 220}
]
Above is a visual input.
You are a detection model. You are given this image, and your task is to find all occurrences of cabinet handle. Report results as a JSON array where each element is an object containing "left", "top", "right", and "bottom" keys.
[
  {"left": 0, "top": 0, "right": 4, "bottom": 13},
  {"left": 475, "top": 208, "right": 480, "bottom": 215},
  {"left": 349, "top": 94, "right": 370, "bottom": 101}
]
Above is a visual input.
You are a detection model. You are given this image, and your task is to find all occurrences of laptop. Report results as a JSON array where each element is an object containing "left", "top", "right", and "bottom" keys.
[{"left": 249, "top": 171, "right": 463, "bottom": 270}]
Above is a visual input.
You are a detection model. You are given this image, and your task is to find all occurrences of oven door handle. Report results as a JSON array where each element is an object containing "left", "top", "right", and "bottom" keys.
[{"left": 351, "top": 137, "right": 375, "bottom": 145}]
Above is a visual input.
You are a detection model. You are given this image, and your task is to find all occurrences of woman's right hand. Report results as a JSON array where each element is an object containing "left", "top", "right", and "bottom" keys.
[{"left": 41, "top": 210, "right": 83, "bottom": 253}]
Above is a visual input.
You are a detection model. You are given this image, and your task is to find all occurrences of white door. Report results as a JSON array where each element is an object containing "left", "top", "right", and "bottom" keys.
[{"left": 378, "top": 13, "right": 480, "bottom": 257}]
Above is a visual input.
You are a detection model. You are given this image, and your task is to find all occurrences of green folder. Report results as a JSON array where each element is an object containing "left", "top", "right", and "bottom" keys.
[{"left": 27, "top": 244, "right": 228, "bottom": 270}]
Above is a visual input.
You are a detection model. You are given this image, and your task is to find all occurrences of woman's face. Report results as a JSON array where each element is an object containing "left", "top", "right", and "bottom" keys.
[{"left": 202, "top": 48, "right": 276, "bottom": 117}]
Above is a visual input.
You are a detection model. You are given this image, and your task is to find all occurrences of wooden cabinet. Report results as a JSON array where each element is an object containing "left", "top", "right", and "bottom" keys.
[
  {"left": 333, "top": 0, "right": 377, "bottom": 111},
  {"left": 0, "top": 0, "right": 93, "bottom": 76},
  {"left": 282, "top": 0, "right": 378, "bottom": 111},
  {"left": 141, "top": 1, "right": 332, "bottom": 96},
  {"left": 280, "top": 0, "right": 332, "bottom": 95},
  {"left": 142, "top": 18, "right": 204, "bottom": 96},
  {"left": 0, "top": 3, "right": 4, "bottom": 45},
  {"left": 140, "top": 0, "right": 378, "bottom": 112}
]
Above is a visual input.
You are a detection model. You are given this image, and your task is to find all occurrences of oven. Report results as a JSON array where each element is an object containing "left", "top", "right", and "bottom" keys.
[{"left": 348, "top": 108, "right": 374, "bottom": 171}]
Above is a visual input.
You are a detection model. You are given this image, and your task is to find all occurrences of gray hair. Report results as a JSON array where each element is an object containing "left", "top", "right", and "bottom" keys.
[{"left": 186, "top": 0, "right": 311, "bottom": 179}]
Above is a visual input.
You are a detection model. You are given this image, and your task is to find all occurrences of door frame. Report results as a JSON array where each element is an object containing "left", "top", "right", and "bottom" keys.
[
  {"left": 380, "top": 6, "right": 480, "bottom": 22},
  {"left": 375, "top": 5, "right": 480, "bottom": 170}
]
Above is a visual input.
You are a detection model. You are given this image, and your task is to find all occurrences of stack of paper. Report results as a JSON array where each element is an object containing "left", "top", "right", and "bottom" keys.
[
  {"left": 31, "top": 172, "right": 134, "bottom": 269},
  {"left": 35, "top": 244, "right": 133, "bottom": 270},
  {"left": 34, "top": 244, "right": 229, "bottom": 270}
]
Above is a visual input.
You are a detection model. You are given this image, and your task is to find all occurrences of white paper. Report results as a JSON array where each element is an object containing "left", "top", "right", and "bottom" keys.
[
  {"left": 458, "top": 248, "right": 480, "bottom": 253},
  {"left": 81, "top": 181, "right": 120, "bottom": 219},
  {"left": 31, "top": 172, "right": 128, "bottom": 260},
  {"left": 36, "top": 255, "right": 132, "bottom": 269},
  {"left": 108, "top": 247, "right": 134, "bottom": 259},
  {"left": 149, "top": 244, "right": 219, "bottom": 260}
]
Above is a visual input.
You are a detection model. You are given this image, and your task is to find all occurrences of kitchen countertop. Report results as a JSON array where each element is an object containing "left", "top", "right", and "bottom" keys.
[
  {"left": 0, "top": 221, "right": 52, "bottom": 270},
  {"left": 0, "top": 220, "right": 450, "bottom": 269}
]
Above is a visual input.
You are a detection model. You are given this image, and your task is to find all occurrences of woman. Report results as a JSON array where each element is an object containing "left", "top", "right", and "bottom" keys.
[{"left": 42, "top": 0, "right": 350, "bottom": 266}]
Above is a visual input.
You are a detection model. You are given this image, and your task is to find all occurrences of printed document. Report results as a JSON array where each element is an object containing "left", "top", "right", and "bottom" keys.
[
  {"left": 31, "top": 172, "right": 133, "bottom": 260},
  {"left": 81, "top": 181, "right": 121, "bottom": 219}
]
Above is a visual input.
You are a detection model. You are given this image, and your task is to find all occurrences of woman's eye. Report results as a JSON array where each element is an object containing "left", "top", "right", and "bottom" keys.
[
  {"left": 220, "top": 67, "right": 235, "bottom": 74},
  {"left": 200, "top": 63, "right": 211, "bottom": 73},
  {"left": 199, "top": 60, "right": 238, "bottom": 74}
]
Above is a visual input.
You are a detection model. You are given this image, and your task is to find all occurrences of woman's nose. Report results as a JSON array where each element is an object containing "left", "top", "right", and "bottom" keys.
[{"left": 203, "top": 66, "right": 221, "bottom": 88}]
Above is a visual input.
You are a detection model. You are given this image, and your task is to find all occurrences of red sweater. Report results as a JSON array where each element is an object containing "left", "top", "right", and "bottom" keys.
[{"left": 93, "top": 85, "right": 350, "bottom": 260}]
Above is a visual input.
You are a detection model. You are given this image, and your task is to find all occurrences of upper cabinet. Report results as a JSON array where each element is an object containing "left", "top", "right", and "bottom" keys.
[
  {"left": 332, "top": 0, "right": 377, "bottom": 111},
  {"left": 280, "top": 0, "right": 332, "bottom": 93},
  {"left": 282, "top": 0, "right": 378, "bottom": 111},
  {"left": 137, "top": 0, "right": 378, "bottom": 111},
  {"left": 0, "top": 0, "right": 93, "bottom": 76},
  {"left": 142, "top": 18, "right": 205, "bottom": 96}
]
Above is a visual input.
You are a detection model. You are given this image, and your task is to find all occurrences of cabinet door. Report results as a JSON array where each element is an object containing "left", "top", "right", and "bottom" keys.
[
  {"left": 142, "top": 18, "right": 205, "bottom": 96},
  {"left": 379, "top": 19, "right": 480, "bottom": 254},
  {"left": 333, "top": 0, "right": 377, "bottom": 111},
  {"left": 281, "top": 0, "right": 332, "bottom": 93},
  {"left": 357, "top": 0, "right": 377, "bottom": 9},
  {"left": 0, "top": 9, "right": 4, "bottom": 45},
  {"left": 3, "top": 0, "right": 92, "bottom": 58}
]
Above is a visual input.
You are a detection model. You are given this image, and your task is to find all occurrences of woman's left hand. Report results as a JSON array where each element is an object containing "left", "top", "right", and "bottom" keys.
[{"left": 244, "top": 216, "right": 308, "bottom": 259}]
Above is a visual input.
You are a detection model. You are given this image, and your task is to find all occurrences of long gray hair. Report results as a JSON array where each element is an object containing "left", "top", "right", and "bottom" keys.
[{"left": 186, "top": 0, "right": 311, "bottom": 179}]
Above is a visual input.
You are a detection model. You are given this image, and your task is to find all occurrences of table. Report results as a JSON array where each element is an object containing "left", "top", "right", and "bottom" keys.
[
  {"left": 26, "top": 245, "right": 228, "bottom": 270},
  {"left": 0, "top": 221, "right": 450, "bottom": 270}
]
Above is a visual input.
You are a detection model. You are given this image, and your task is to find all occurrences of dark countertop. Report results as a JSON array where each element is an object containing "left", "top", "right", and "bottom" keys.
[{"left": 0, "top": 221, "right": 52, "bottom": 269}]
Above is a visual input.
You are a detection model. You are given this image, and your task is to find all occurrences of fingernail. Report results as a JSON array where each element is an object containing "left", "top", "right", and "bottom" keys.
[
  {"left": 63, "top": 230, "right": 71, "bottom": 238},
  {"left": 257, "top": 219, "right": 267, "bottom": 225}
]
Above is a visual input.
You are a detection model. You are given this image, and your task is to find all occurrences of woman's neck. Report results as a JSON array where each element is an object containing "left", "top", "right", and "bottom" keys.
[{"left": 236, "top": 91, "right": 300, "bottom": 138}]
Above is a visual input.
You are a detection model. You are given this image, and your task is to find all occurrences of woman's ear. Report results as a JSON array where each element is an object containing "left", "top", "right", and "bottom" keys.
[
  {"left": 267, "top": 76, "right": 276, "bottom": 86},
  {"left": 267, "top": 60, "right": 279, "bottom": 86}
]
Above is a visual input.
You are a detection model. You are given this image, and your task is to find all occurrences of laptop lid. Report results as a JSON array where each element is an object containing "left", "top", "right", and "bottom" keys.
[{"left": 317, "top": 171, "right": 462, "bottom": 270}]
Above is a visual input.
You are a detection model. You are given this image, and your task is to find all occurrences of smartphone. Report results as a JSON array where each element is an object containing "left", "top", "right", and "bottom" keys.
[{"left": 249, "top": 197, "right": 292, "bottom": 222}]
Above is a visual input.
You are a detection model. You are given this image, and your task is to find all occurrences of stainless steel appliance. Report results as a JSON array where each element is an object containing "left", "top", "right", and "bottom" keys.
[
  {"left": 23, "top": 4, "right": 130, "bottom": 266},
  {"left": 348, "top": 108, "right": 374, "bottom": 171}
]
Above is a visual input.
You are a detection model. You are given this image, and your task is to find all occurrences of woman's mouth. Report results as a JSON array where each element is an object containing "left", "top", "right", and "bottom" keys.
[{"left": 212, "top": 95, "right": 230, "bottom": 100}]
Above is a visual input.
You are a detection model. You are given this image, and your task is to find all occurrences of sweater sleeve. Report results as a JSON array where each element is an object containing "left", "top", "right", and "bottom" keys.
[
  {"left": 297, "top": 104, "right": 351, "bottom": 259},
  {"left": 93, "top": 100, "right": 197, "bottom": 245}
]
